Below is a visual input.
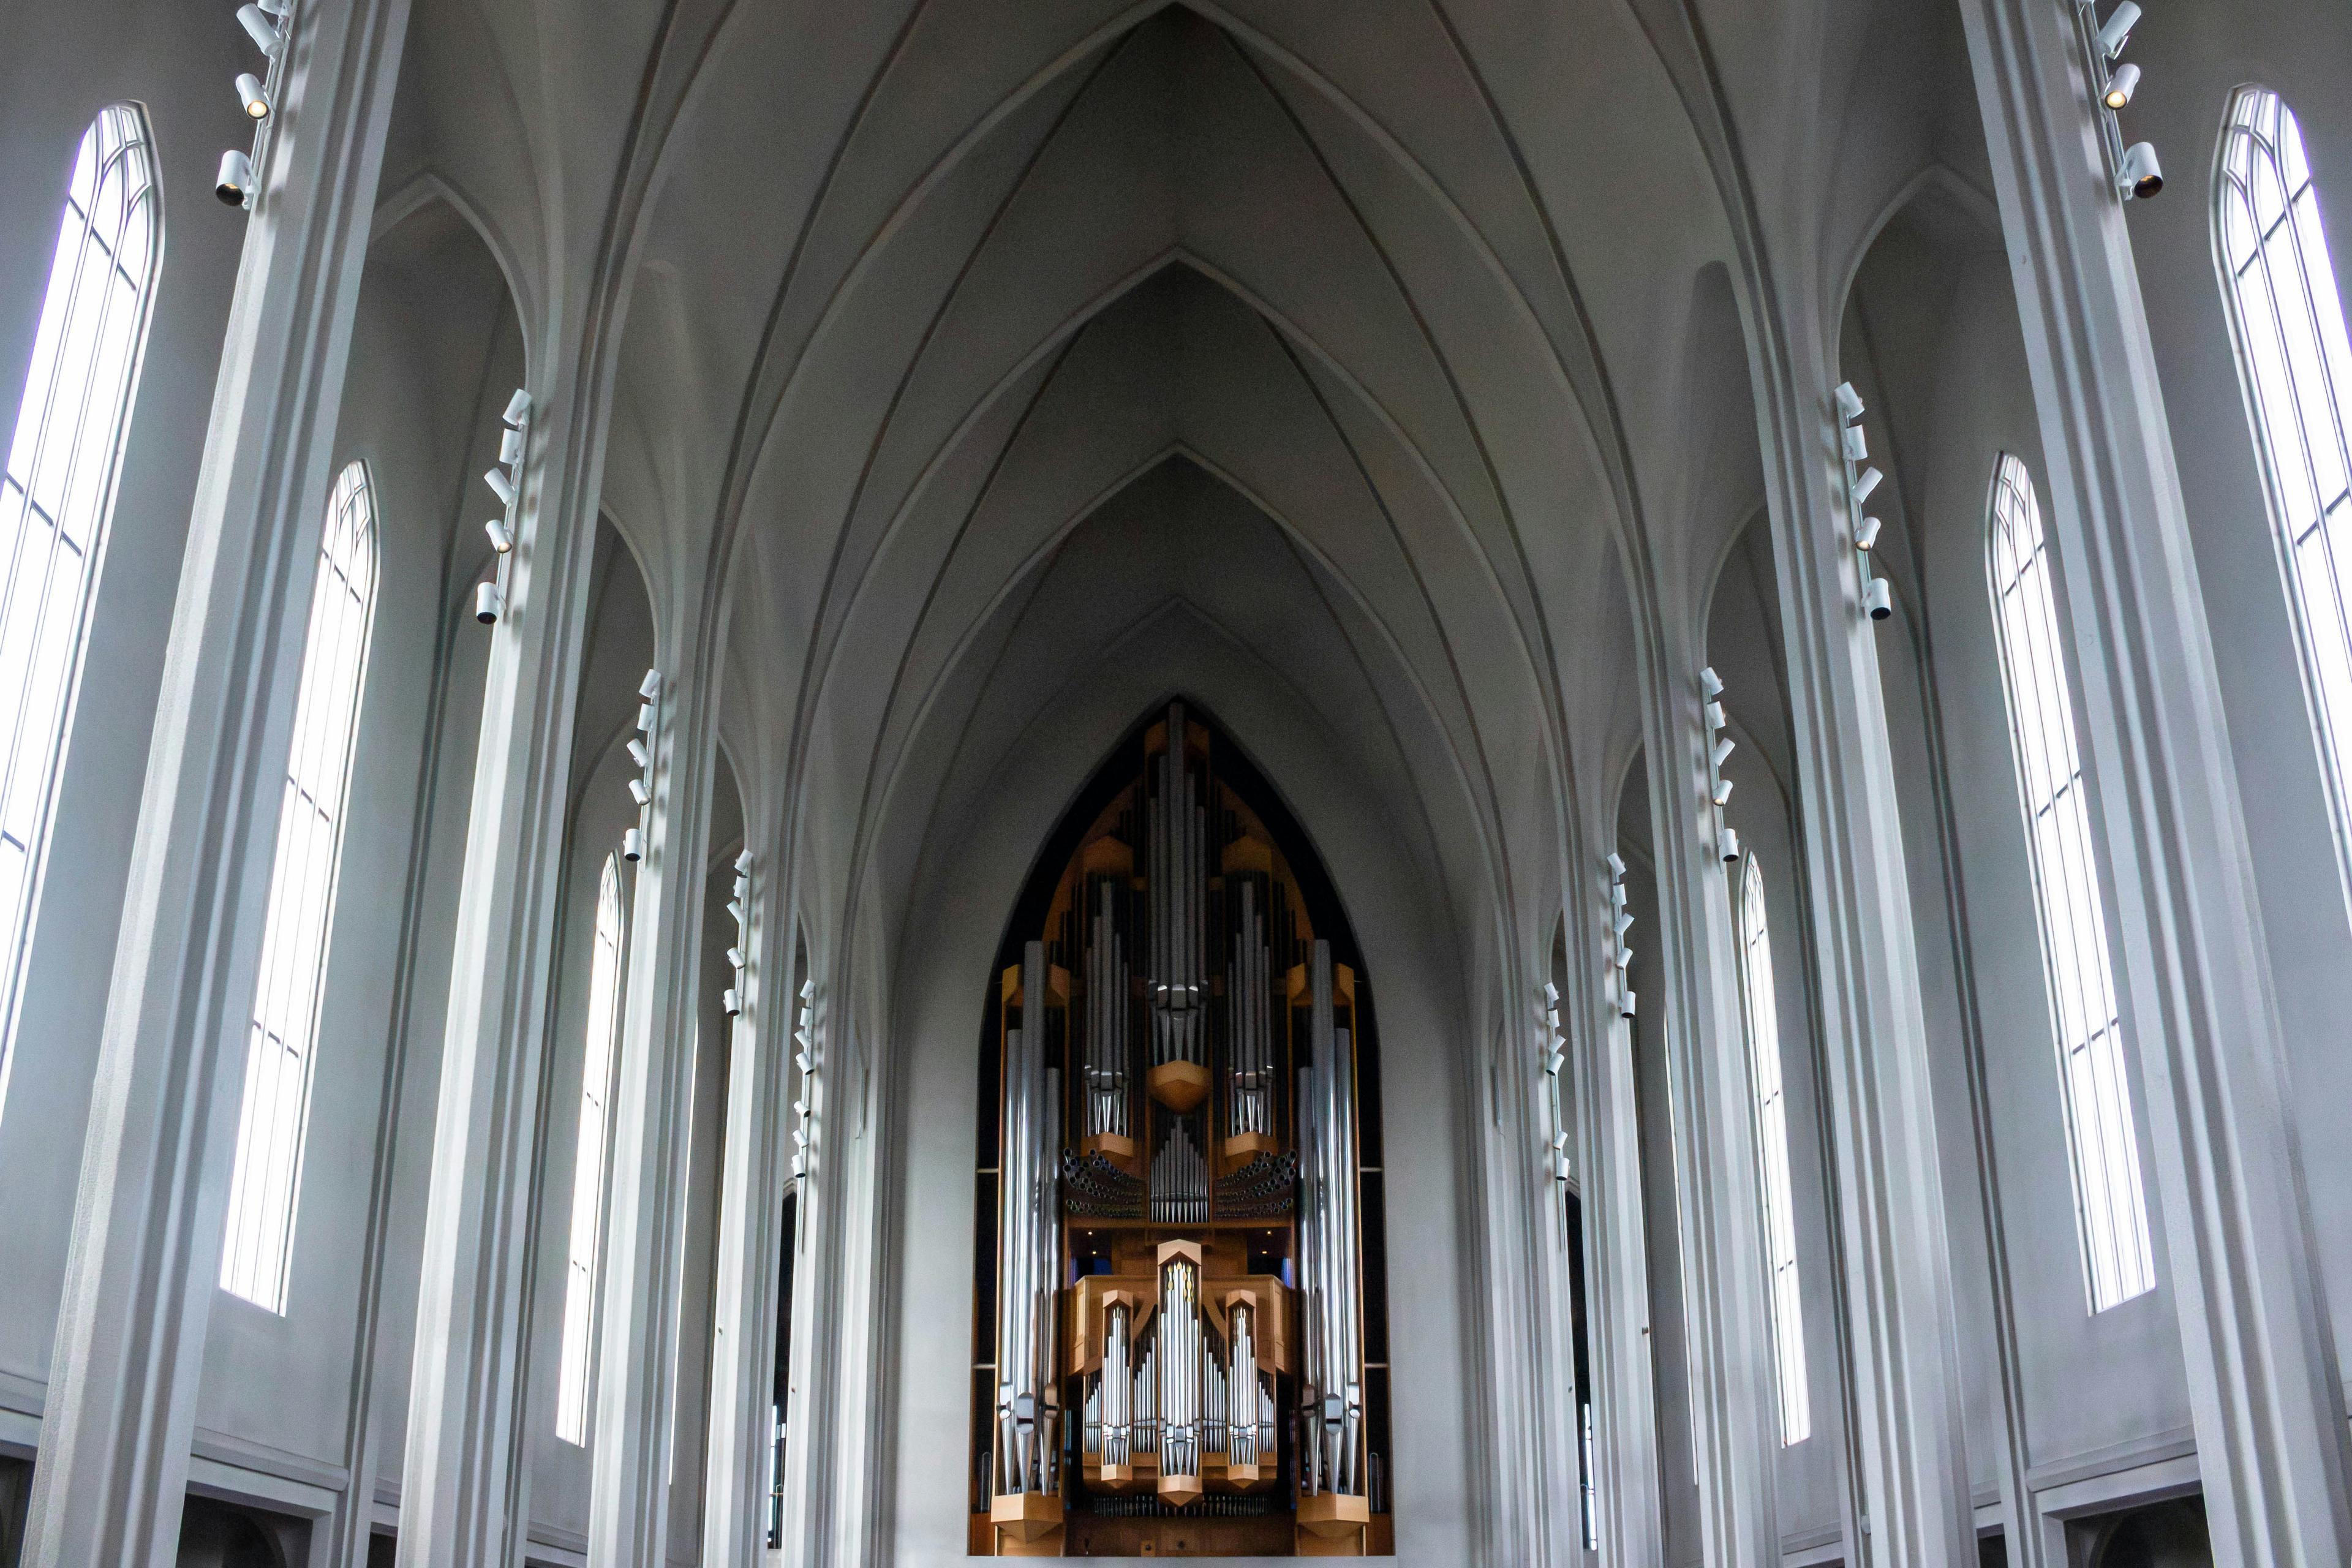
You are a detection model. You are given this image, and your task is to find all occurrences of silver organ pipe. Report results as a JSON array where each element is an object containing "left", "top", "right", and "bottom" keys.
[
  {"left": 993, "top": 942, "right": 1060, "bottom": 1502},
  {"left": 1087, "top": 880, "right": 1129, "bottom": 1142},
  {"left": 978, "top": 706, "right": 1387, "bottom": 1555},
  {"left": 1149, "top": 1120, "right": 1206, "bottom": 1223},
  {"left": 1227, "top": 880, "right": 1272, "bottom": 1141},
  {"left": 1227, "top": 1303, "right": 1263, "bottom": 1469},
  {"left": 1298, "top": 940, "right": 1366, "bottom": 1500},
  {"left": 1149, "top": 703, "right": 1205, "bottom": 1068},
  {"left": 1156, "top": 1248, "right": 1204, "bottom": 1497},
  {"left": 1102, "top": 1303, "right": 1131, "bottom": 1467}
]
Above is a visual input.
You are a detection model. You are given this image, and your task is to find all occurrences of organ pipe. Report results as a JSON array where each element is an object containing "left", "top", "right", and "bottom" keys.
[{"left": 976, "top": 705, "right": 1384, "bottom": 1556}]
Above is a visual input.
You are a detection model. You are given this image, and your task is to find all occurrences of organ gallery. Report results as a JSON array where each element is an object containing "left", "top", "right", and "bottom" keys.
[{"left": 973, "top": 703, "right": 1393, "bottom": 1557}]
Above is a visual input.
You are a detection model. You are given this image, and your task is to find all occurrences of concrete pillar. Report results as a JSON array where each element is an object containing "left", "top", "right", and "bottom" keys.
[
  {"left": 702, "top": 845, "right": 794, "bottom": 1568},
  {"left": 19, "top": 2, "right": 411, "bottom": 1561},
  {"left": 1633, "top": 609, "right": 1784, "bottom": 1568},
  {"left": 1567, "top": 840, "right": 1665, "bottom": 1568},
  {"left": 587, "top": 636, "right": 721, "bottom": 1566},
  {"left": 1737, "top": 284, "right": 1979, "bottom": 1564},
  {"left": 396, "top": 330, "right": 612, "bottom": 1563},
  {"left": 1958, "top": 2, "right": 2352, "bottom": 1561}
]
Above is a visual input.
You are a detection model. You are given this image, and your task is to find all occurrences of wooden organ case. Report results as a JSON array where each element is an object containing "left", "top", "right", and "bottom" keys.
[{"left": 972, "top": 702, "right": 1393, "bottom": 1557}]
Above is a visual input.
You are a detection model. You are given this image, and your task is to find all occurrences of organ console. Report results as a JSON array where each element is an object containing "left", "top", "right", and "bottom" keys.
[{"left": 973, "top": 702, "right": 1392, "bottom": 1556}]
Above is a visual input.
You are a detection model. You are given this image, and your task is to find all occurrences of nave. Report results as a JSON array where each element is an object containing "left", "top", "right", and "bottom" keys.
[{"left": 0, "top": 0, "right": 2350, "bottom": 1565}]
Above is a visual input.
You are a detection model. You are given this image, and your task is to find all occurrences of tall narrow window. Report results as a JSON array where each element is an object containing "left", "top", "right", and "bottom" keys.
[
  {"left": 1988, "top": 456, "right": 2155, "bottom": 1311},
  {"left": 1736, "top": 855, "right": 1809, "bottom": 1444},
  {"left": 557, "top": 857, "right": 627, "bottom": 1444},
  {"left": 2218, "top": 88, "right": 2352, "bottom": 888},
  {"left": 0, "top": 106, "right": 159, "bottom": 1114},
  {"left": 219, "top": 461, "right": 380, "bottom": 1310}
]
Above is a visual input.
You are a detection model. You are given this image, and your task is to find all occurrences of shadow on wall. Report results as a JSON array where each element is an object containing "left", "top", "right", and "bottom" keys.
[
  {"left": 175, "top": 1494, "right": 300, "bottom": 1568},
  {"left": 2077, "top": 1495, "right": 2212, "bottom": 1568}
]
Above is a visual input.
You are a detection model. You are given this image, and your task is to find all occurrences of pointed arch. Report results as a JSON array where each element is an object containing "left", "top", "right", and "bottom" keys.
[
  {"left": 1735, "top": 852, "right": 1807, "bottom": 1445},
  {"left": 559, "top": 854, "right": 630, "bottom": 1442},
  {"left": 2215, "top": 85, "right": 2352, "bottom": 908},
  {"left": 1985, "top": 453, "right": 2154, "bottom": 1313},
  {"left": 219, "top": 459, "right": 383, "bottom": 1311},
  {"left": 0, "top": 104, "right": 160, "bottom": 1114}
]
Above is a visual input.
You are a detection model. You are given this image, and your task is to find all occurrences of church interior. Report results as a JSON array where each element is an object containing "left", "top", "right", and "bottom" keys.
[{"left": 0, "top": 0, "right": 2348, "bottom": 1564}]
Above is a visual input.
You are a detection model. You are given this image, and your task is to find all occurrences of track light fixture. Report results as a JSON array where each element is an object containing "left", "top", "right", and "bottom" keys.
[
  {"left": 1705, "top": 670, "right": 1741, "bottom": 865},
  {"left": 2076, "top": 1, "right": 2160, "bottom": 200},
  {"left": 2095, "top": 0, "right": 2139, "bottom": 57},
  {"left": 1836, "top": 381, "right": 1894, "bottom": 625},
  {"left": 721, "top": 852, "right": 751, "bottom": 1020},
  {"left": 624, "top": 668, "right": 659, "bottom": 861},
  {"left": 1537, "top": 981, "right": 1572, "bottom": 1183},
  {"left": 476, "top": 388, "right": 529, "bottom": 630},
  {"left": 236, "top": 4, "right": 283, "bottom": 55},
  {"left": 214, "top": 149, "right": 255, "bottom": 208},
  {"left": 794, "top": 982, "right": 821, "bottom": 1180},
  {"left": 2117, "top": 141, "right": 2164, "bottom": 199},
  {"left": 221, "top": 2, "right": 292, "bottom": 215},
  {"left": 1607, "top": 854, "right": 1636, "bottom": 1020}
]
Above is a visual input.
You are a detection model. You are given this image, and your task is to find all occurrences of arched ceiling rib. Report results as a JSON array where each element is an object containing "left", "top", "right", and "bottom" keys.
[{"left": 377, "top": 0, "right": 2011, "bottom": 993}]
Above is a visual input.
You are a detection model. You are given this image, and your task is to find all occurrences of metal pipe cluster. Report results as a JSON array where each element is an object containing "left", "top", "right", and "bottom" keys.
[
  {"left": 1085, "top": 879, "right": 1131, "bottom": 1141},
  {"left": 993, "top": 941, "right": 1061, "bottom": 1501},
  {"left": 1148, "top": 701, "right": 1207, "bottom": 1066},
  {"left": 1149, "top": 1120, "right": 1207, "bottom": 1223},
  {"left": 1157, "top": 1253, "right": 1202, "bottom": 1483},
  {"left": 1226, "top": 880, "right": 1273, "bottom": 1140},
  {"left": 1101, "top": 1304, "right": 1132, "bottom": 1464},
  {"left": 1227, "top": 1303, "right": 1273, "bottom": 1467},
  {"left": 1296, "top": 940, "right": 1366, "bottom": 1498}
]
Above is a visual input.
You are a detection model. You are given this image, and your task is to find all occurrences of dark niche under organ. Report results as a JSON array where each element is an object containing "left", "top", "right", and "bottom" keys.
[{"left": 970, "top": 701, "right": 1393, "bottom": 1558}]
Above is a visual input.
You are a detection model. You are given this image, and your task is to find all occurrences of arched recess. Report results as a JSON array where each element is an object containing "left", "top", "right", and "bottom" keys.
[
  {"left": 966, "top": 696, "right": 1394, "bottom": 1556},
  {"left": 525, "top": 513, "right": 659, "bottom": 1532},
  {"left": 1833, "top": 167, "right": 2188, "bottom": 1521},
  {"left": 186, "top": 175, "right": 540, "bottom": 1493}
]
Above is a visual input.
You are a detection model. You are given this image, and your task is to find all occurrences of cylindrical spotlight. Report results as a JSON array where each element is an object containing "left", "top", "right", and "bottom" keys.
[
  {"left": 2118, "top": 141, "right": 2164, "bottom": 199},
  {"left": 474, "top": 581, "right": 503, "bottom": 624},
  {"left": 2103, "top": 62, "right": 2141, "bottom": 110},
  {"left": 235, "top": 73, "right": 271, "bottom": 119},
  {"left": 215, "top": 149, "right": 255, "bottom": 207},
  {"left": 623, "top": 826, "right": 645, "bottom": 862},
  {"left": 1864, "top": 576, "right": 1894, "bottom": 620}
]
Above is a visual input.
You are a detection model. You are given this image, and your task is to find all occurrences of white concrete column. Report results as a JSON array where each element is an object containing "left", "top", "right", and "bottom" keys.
[
  {"left": 586, "top": 638, "right": 720, "bottom": 1567},
  {"left": 396, "top": 333, "right": 614, "bottom": 1564},
  {"left": 703, "top": 831, "right": 794, "bottom": 1568},
  {"left": 1633, "top": 613, "right": 1783, "bottom": 1568},
  {"left": 1739, "top": 288, "right": 1979, "bottom": 1564},
  {"left": 1567, "top": 849, "right": 1664, "bottom": 1568},
  {"left": 19, "top": 2, "right": 411, "bottom": 1562},
  {"left": 1958, "top": 3, "right": 2352, "bottom": 1561}
]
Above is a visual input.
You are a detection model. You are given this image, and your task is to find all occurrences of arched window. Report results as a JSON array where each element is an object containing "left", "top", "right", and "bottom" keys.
[
  {"left": 1988, "top": 456, "right": 2155, "bottom": 1312},
  {"left": 220, "top": 461, "right": 380, "bottom": 1311},
  {"left": 2217, "top": 88, "right": 2352, "bottom": 889},
  {"left": 1736, "top": 855, "right": 1809, "bottom": 1444},
  {"left": 0, "top": 106, "right": 159, "bottom": 1114},
  {"left": 557, "top": 856, "right": 627, "bottom": 1444}
]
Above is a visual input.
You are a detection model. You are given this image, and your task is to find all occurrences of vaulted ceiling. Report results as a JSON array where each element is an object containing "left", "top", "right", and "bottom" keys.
[{"left": 374, "top": 0, "right": 1987, "bottom": 997}]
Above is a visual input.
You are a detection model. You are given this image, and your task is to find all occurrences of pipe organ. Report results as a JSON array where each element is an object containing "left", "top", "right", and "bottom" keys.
[{"left": 974, "top": 703, "right": 1392, "bottom": 1556}]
